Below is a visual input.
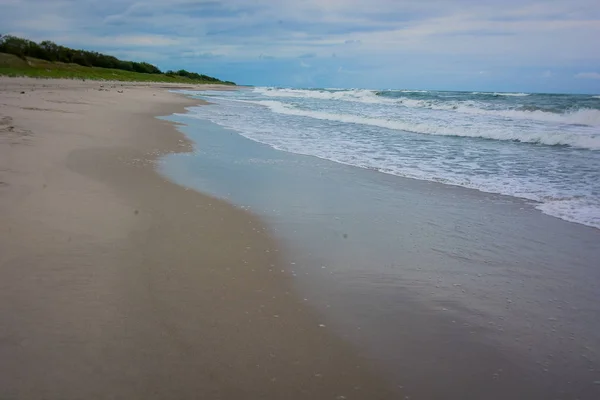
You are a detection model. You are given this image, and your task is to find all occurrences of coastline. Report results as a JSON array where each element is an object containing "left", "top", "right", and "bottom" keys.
[
  {"left": 161, "top": 108, "right": 600, "bottom": 399},
  {"left": 0, "top": 78, "right": 394, "bottom": 399}
]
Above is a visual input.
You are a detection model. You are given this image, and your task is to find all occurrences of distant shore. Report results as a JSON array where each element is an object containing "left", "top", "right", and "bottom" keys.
[{"left": 0, "top": 77, "right": 394, "bottom": 399}]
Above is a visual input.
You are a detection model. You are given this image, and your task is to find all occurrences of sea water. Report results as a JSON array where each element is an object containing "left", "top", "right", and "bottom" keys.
[
  {"left": 162, "top": 88, "right": 600, "bottom": 399},
  {"left": 178, "top": 87, "right": 600, "bottom": 229}
]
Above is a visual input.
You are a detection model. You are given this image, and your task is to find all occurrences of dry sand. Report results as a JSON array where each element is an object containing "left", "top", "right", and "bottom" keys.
[{"left": 0, "top": 78, "right": 394, "bottom": 399}]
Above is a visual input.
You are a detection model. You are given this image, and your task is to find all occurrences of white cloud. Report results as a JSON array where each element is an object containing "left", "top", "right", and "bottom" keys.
[
  {"left": 574, "top": 72, "right": 600, "bottom": 79},
  {"left": 2, "top": 0, "right": 600, "bottom": 90},
  {"left": 94, "top": 35, "right": 181, "bottom": 47}
]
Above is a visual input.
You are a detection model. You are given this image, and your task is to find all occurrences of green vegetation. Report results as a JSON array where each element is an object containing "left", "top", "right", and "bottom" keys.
[{"left": 0, "top": 35, "right": 235, "bottom": 85}]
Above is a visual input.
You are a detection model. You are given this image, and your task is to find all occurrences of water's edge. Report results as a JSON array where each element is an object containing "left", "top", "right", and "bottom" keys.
[
  {"left": 177, "top": 88, "right": 600, "bottom": 230},
  {"left": 158, "top": 105, "right": 600, "bottom": 399}
]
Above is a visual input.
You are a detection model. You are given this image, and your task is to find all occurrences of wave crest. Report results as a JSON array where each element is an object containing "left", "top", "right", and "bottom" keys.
[
  {"left": 253, "top": 88, "right": 600, "bottom": 126},
  {"left": 493, "top": 92, "right": 530, "bottom": 97},
  {"left": 395, "top": 98, "right": 600, "bottom": 126},
  {"left": 254, "top": 87, "right": 386, "bottom": 104},
  {"left": 252, "top": 100, "right": 600, "bottom": 150}
]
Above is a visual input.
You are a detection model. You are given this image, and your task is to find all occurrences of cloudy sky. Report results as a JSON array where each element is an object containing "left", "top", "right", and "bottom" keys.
[{"left": 2, "top": 0, "right": 600, "bottom": 92}]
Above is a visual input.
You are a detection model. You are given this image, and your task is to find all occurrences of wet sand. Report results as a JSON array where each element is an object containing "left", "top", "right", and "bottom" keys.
[
  {"left": 0, "top": 78, "right": 395, "bottom": 399},
  {"left": 162, "top": 113, "right": 600, "bottom": 400}
]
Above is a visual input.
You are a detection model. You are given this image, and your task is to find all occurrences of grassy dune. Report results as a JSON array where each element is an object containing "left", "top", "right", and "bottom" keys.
[{"left": 0, "top": 53, "right": 231, "bottom": 84}]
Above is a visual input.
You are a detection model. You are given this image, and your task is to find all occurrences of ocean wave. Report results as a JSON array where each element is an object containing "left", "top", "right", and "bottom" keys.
[
  {"left": 471, "top": 92, "right": 530, "bottom": 97},
  {"left": 254, "top": 87, "right": 418, "bottom": 104},
  {"left": 256, "top": 87, "right": 429, "bottom": 103},
  {"left": 252, "top": 100, "right": 600, "bottom": 149},
  {"left": 396, "top": 90, "right": 430, "bottom": 93},
  {"left": 394, "top": 97, "right": 600, "bottom": 126},
  {"left": 253, "top": 87, "right": 389, "bottom": 104},
  {"left": 253, "top": 88, "right": 600, "bottom": 126},
  {"left": 469, "top": 92, "right": 528, "bottom": 96},
  {"left": 493, "top": 92, "right": 530, "bottom": 97}
]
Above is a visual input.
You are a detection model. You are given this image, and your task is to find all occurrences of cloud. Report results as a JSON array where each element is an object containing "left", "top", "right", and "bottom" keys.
[
  {"left": 181, "top": 51, "right": 222, "bottom": 59},
  {"left": 1, "top": 0, "right": 600, "bottom": 91},
  {"left": 84, "top": 34, "right": 181, "bottom": 47},
  {"left": 300, "top": 61, "right": 311, "bottom": 68},
  {"left": 574, "top": 72, "right": 600, "bottom": 79},
  {"left": 542, "top": 70, "right": 553, "bottom": 78}
]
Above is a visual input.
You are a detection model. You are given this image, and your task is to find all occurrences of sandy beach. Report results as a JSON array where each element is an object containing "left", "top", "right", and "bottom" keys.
[{"left": 0, "top": 78, "right": 394, "bottom": 399}]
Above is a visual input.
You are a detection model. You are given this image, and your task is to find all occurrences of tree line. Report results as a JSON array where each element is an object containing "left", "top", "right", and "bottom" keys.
[{"left": 0, "top": 34, "right": 234, "bottom": 84}]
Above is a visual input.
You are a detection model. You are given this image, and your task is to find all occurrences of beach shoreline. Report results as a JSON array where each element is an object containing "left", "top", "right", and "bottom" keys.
[
  {"left": 161, "top": 101, "right": 600, "bottom": 400},
  {"left": 0, "top": 78, "right": 394, "bottom": 399}
]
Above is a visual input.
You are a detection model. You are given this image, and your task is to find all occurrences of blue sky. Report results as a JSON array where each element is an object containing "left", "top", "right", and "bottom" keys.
[{"left": 2, "top": 0, "right": 600, "bottom": 93}]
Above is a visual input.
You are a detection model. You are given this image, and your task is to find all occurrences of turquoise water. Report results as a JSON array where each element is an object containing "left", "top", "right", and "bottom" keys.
[
  {"left": 178, "top": 88, "right": 600, "bottom": 229},
  {"left": 160, "top": 111, "right": 600, "bottom": 399}
]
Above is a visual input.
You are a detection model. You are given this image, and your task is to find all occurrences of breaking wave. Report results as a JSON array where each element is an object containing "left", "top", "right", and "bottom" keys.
[{"left": 252, "top": 100, "right": 600, "bottom": 150}]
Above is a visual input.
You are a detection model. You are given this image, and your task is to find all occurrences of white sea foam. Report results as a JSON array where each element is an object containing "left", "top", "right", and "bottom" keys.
[
  {"left": 253, "top": 87, "right": 388, "bottom": 104},
  {"left": 392, "top": 98, "right": 600, "bottom": 126},
  {"left": 493, "top": 92, "right": 530, "bottom": 97},
  {"left": 396, "top": 100, "right": 600, "bottom": 126},
  {"left": 536, "top": 199, "right": 600, "bottom": 229},
  {"left": 471, "top": 91, "right": 529, "bottom": 97},
  {"left": 251, "top": 100, "right": 600, "bottom": 149},
  {"left": 470, "top": 92, "right": 530, "bottom": 97},
  {"left": 253, "top": 88, "right": 600, "bottom": 126}
]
